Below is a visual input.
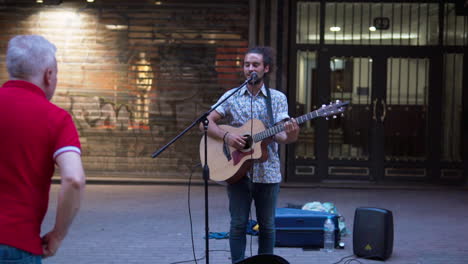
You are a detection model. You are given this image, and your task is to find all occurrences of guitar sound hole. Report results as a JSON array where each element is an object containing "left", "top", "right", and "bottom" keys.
[{"left": 243, "top": 135, "right": 253, "bottom": 150}]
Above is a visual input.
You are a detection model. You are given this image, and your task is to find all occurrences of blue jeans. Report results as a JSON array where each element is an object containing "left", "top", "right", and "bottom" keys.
[
  {"left": 227, "top": 177, "right": 280, "bottom": 264},
  {"left": 0, "top": 245, "right": 41, "bottom": 264}
]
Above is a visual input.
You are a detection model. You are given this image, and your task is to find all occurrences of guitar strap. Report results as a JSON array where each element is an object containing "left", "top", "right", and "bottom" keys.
[
  {"left": 264, "top": 84, "right": 282, "bottom": 161},
  {"left": 264, "top": 84, "right": 274, "bottom": 127}
]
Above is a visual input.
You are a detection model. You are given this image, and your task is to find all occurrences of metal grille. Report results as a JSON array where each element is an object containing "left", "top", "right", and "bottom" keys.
[
  {"left": 296, "top": 2, "right": 320, "bottom": 44},
  {"left": 441, "top": 53, "right": 463, "bottom": 162},
  {"left": 385, "top": 57, "right": 429, "bottom": 161},
  {"left": 444, "top": 3, "right": 468, "bottom": 46},
  {"left": 324, "top": 2, "right": 439, "bottom": 45},
  {"left": 297, "top": 1, "right": 442, "bottom": 46},
  {"left": 0, "top": 0, "right": 250, "bottom": 178},
  {"left": 386, "top": 58, "right": 429, "bottom": 106},
  {"left": 295, "top": 50, "right": 317, "bottom": 159},
  {"left": 329, "top": 57, "right": 371, "bottom": 160}
]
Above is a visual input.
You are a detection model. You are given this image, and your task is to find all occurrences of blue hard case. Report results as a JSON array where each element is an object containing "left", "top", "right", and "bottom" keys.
[{"left": 275, "top": 207, "right": 340, "bottom": 247}]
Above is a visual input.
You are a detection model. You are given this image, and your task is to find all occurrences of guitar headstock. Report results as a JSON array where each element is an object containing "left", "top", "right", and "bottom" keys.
[{"left": 317, "top": 100, "right": 349, "bottom": 120}]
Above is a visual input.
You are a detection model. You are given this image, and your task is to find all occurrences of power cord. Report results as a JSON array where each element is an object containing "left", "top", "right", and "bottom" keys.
[
  {"left": 332, "top": 255, "right": 362, "bottom": 264},
  {"left": 333, "top": 254, "right": 382, "bottom": 264},
  {"left": 168, "top": 164, "right": 231, "bottom": 264},
  {"left": 187, "top": 163, "right": 200, "bottom": 264},
  {"left": 167, "top": 163, "right": 200, "bottom": 264}
]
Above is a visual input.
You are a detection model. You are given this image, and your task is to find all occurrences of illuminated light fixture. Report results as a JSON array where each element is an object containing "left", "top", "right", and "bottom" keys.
[
  {"left": 154, "top": 1, "right": 162, "bottom": 4},
  {"left": 307, "top": 33, "right": 419, "bottom": 41},
  {"left": 87, "top": 0, "right": 95, "bottom": 2},
  {"left": 105, "top": 25, "right": 128, "bottom": 30},
  {"left": 369, "top": 26, "right": 377, "bottom": 31},
  {"left": 36, "top": 0, "right": 43, "bottom": 3},
  {"left": 330, "top": 26, "right": 341, "bottom": 32}
]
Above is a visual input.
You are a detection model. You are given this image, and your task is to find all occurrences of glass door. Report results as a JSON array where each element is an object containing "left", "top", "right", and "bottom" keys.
[
  {"left": 327, "top": 56, "right": 374, "bottom": 179},
  {"left": 381, "top": 57, "right": 430, "bottom": 179},
  {"left": 326, "top": 54, "right": 433, "bottom": 181},
  {"left": 290, "top": 1, "right": 465, "bottom": 183},
  {"left": 293, "top": 52, "right": 376, "bottom": 181},
  {"left": 292, "top": 51, "right": 435, "bottom": 182}
]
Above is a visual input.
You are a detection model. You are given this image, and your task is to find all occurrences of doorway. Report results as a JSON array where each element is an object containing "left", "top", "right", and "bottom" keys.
[{"left": 288, "top": 1, "right": 466, "bottom": 183}]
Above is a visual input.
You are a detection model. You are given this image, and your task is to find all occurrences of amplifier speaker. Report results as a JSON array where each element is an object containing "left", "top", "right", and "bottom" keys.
[
  {"left": 353, "top": 207, "right": 393, "bottom": 261},
  {"left": 234, "top": 254, "right": 289, "bottom": 264}
]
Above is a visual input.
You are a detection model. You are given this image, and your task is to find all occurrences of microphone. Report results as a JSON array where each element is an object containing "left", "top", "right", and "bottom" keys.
[{"left": 249, "top": 72, "right": 258, "bottom": 82}]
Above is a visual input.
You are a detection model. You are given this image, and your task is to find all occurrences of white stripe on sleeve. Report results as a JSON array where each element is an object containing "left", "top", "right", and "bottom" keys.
[{"left": 53, "top": 146, "right": 82, "bottom": 160}]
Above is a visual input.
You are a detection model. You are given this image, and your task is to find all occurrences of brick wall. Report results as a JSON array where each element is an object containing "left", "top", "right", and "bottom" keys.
[{"left": 0, "top": 0, "right": 249, "bottom": 179}]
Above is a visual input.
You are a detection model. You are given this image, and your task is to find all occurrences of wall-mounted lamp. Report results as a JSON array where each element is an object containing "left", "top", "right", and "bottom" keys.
[
  {"left": 330, "top": 26, "right": 341, "bottom": 32},
  {"left": 105, "top": 25, "right": 128, "bottom": 30}
]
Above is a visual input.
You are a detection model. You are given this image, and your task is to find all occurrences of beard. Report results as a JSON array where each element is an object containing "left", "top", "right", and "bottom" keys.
[{"left": 248, "top": 77, "right": 263, "bottom": 85}]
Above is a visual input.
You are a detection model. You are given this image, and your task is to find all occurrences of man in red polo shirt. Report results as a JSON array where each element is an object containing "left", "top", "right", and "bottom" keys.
[{"left": 0, "top": 35, "right": 86, "bottom": 263}]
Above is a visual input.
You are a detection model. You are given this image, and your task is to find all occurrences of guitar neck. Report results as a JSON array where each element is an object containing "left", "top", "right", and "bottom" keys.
[{"left": 252, "top": 111, "right": 320, "bottom": 142}]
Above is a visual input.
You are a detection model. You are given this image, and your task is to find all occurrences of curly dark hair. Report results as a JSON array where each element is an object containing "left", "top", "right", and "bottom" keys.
[{"left": 246, "top": 46, "right": 275, "bottom": 71}]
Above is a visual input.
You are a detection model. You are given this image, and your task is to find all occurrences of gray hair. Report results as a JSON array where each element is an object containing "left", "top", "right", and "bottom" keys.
[{"left": 6, "top": 35, "right": 57, "bottom": 79}]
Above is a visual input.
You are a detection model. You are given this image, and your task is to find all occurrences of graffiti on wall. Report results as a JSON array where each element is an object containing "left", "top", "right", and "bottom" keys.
[{"left": 53, "top": 94, "right": 135, "bottom": 131}]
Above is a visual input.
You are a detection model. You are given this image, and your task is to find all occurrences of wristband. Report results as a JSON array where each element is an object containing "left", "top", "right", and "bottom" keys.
[{"left": 223, "top": 131, "right": 229, "bottom": 142}]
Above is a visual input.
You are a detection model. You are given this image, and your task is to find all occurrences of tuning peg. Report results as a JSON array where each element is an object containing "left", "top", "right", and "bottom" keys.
[
  {"left": 333, "top": 115, "right": 337, "bottom": 119},
  {"left": 341, "top": 113, "right": 345, "bottom": 117},
  {"left": 326, "top": 117, "right": 329, "bottom": 120}
]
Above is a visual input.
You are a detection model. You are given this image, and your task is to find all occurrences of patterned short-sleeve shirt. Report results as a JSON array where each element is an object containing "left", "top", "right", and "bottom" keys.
[{"left": 213, "top": 84, "right": 290, "bottom": 183}]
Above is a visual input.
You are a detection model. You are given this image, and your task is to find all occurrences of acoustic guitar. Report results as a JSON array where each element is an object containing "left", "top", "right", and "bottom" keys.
[{"left": 199, "top": 100, "right": 349, "bottom": 184}]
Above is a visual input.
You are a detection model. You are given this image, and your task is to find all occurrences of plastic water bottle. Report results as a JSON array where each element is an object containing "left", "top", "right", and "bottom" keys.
[{"left": 323, "top": 216, "right": 335, "bottom": 252}]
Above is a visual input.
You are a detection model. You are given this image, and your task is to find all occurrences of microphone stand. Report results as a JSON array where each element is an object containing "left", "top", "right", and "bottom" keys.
[{"left": 151, "top": 75, "right": 255, "bottom": 264}]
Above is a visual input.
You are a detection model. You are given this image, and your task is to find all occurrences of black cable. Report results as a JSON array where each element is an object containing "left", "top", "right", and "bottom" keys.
[
  {"left": 332, "top": 254, "right": 355, "bottom": 264},
  {"left": 187, "top": 163, "right": 199, "bottom": 264},
  {"left": 168, "top": 163, "right": 201, "bottom": 264},
  {"left": 333, "top": 254, "right": 383, "bottom": 264}
]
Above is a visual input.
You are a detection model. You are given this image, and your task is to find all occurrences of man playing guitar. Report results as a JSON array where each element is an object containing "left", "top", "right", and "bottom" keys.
[{"left": 202, "top": 46, "right": 300, "bottom": 263}]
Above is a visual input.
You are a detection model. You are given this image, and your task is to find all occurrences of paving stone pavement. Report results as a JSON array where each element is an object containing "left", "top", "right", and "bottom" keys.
[{"left": 40, "top": 184, "right": 468, "bottom": 264}]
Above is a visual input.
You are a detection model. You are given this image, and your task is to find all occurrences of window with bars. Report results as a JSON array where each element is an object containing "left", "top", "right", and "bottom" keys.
[{"left": 297, "top": 1, "right": 468, "bottom": 46}]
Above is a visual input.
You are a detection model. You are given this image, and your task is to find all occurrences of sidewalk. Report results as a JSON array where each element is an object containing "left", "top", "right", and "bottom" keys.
[{"left": 41, "top": 184, "right": 468, "bottom": 264}]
